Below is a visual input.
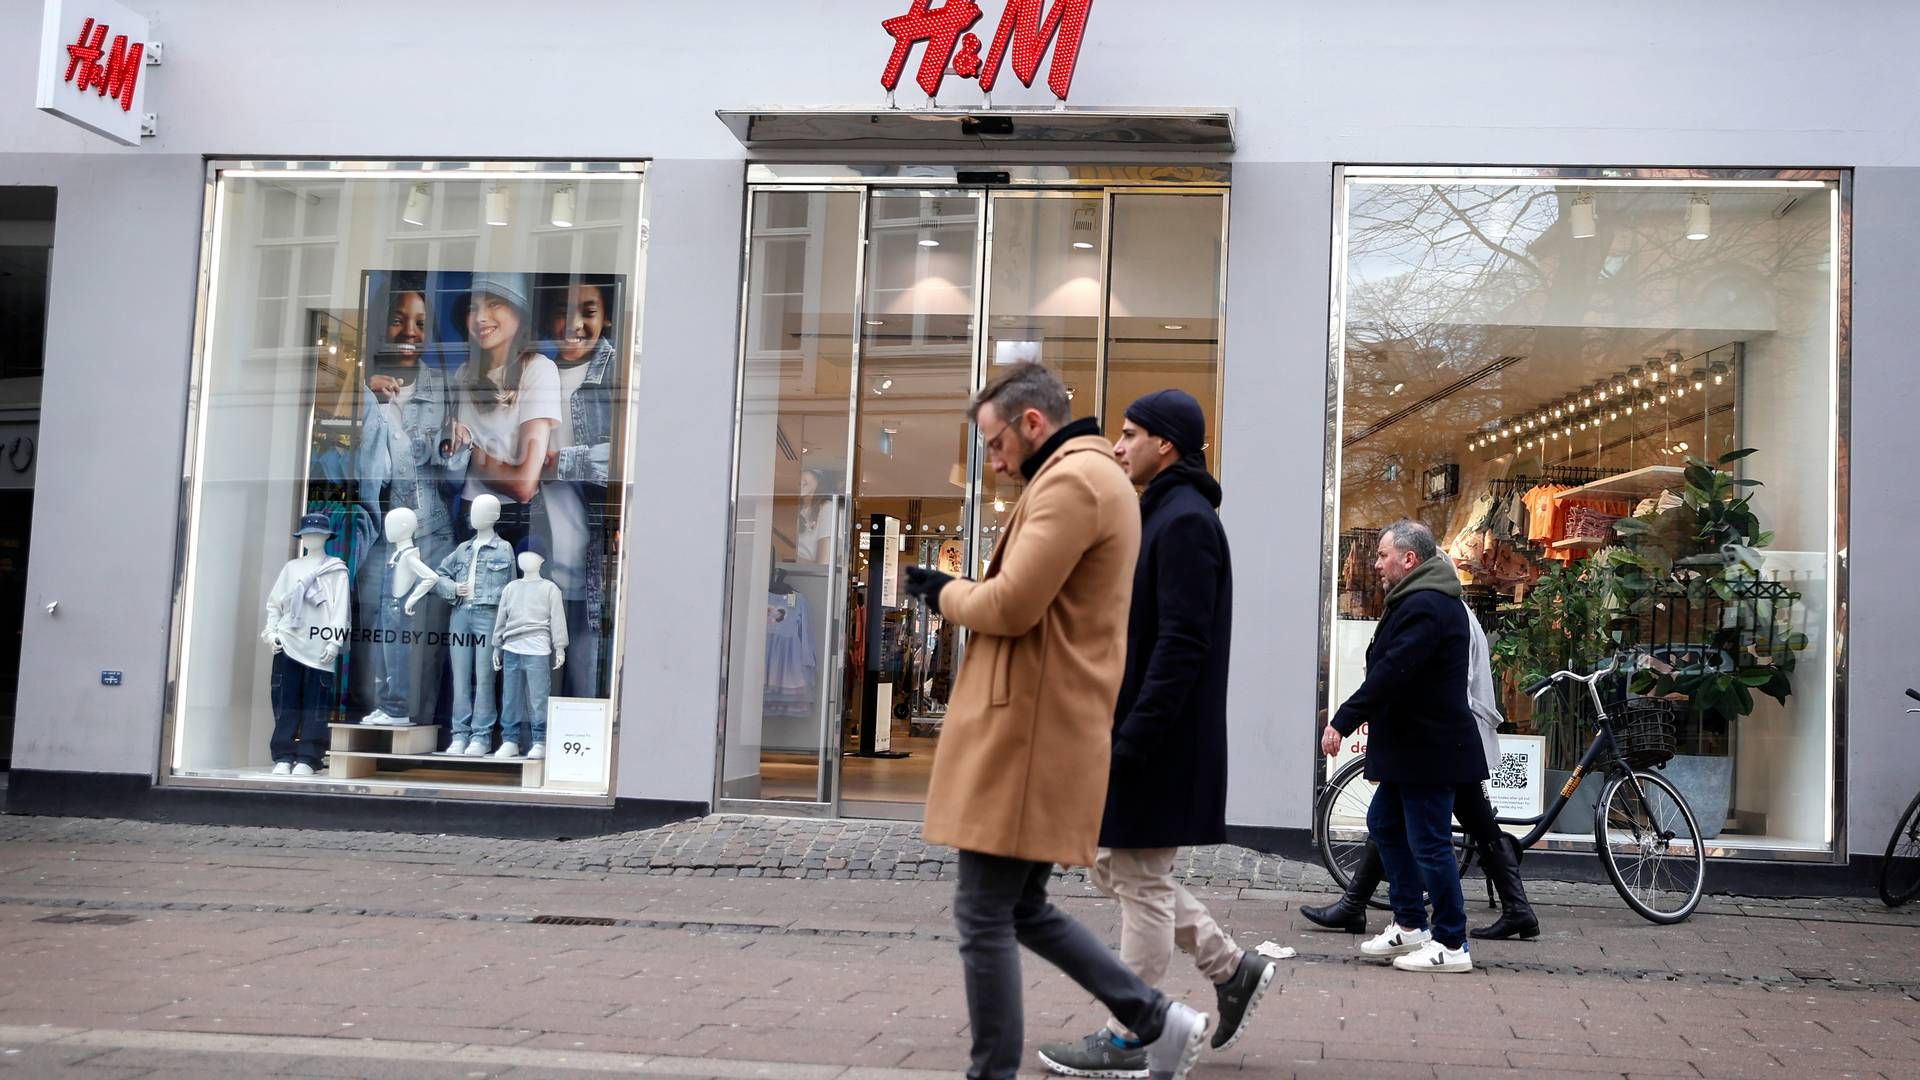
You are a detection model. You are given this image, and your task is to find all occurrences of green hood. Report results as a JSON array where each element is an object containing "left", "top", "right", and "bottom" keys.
[{"left": 1384, "top": 553, "right": 1463, "bottom": 610}]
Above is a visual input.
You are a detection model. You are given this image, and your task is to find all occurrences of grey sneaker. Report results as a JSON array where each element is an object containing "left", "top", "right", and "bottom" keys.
[
  {"left": 1144, "top": 1002, "right": 1208, "bottom": 1080},
  {"left": 1211, "top": 951, "right": 1278, "bottom": 1050},
  {"left": 1037, "top": 1029, "right": 1148, "bottom": 1078}
]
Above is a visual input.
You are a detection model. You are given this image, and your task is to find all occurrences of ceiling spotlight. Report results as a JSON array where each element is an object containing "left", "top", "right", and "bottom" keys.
[
  {"left": 865, "top": 318, "right": 885, "bottom": 326},
  {"left": 1598, "top": 387, "right": 1609, "bottom": 401},
  {"left": 1709, "top": 361, "right": 1729, "bottom": 385},
  {"left": 549, "top": 184, "right": 576, "bottom": 228},
  {"left": 1673, "top": 381, "right": 1686, "bottom": 397},
  {"left": 402, "top": 183, "right": 431, "bottom": 227},
  {"left": 880, "top": 378, "right": 894, "bottom": 391},
  {"left": 1628, "top": 365, "right": 1644, "bottom": 387},
  {"left": 1658, "top": 390, "right": 1669, "bottom": 404},
  {"left": 1611, "top": 376, "right": 1627, "bottom": 396},
  {"left": 1665, "top": 350, "right": 1683, "bottom": 374},
  {"left": 1390, "top": 382, "right": 1405, "bottom": 395},
  {"left": 992, "top": 498, "right": 1006, "bottom": 513},
  {"left": 918, "top": 233, "right": 940, "bottom": 247},
  {"left": 1570, "top": 193, "right": 1597, "bottom": 239},
  {"left": 1687, "top": 194, "right": 1711, "bottom": 241},
  {"left": 1163, "top": 323, "right": 1185, "bottom": 331},
  {"left": 1609, "top": 408, "right": 1620, "bottom": 421},
  {"left": 485, "top": 185, "right": 509, "bottom": 227},
  {"left": 1071, "top": 205, "right": 1097, "bottom": 249},
  {"left": 1552, "top": 404, "right": 1563, "bottom": 419},
  {"left": 1690, "top": 368, "right": 1706, "bottom": 391}
]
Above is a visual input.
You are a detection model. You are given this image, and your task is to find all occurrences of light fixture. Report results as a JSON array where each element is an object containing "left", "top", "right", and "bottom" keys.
[
  {"left": 1686, "top": 194, "right": 1711, "bottom": 240},
  {"left": 1598, "top": 386, "right": 1609, "bottom": 401},
  {"left": 1551, "top": 403, "right": 1563, "bottom": 419},
  {"left": 402, "top": 183, "right": 431, "bottom": 227},
  {"left": 1628, "top": 365, "right": 1644, "bottom": 387},
  {"left": 1673, "top": 380, "right": 1686, "bottom": 398},
  {"left": 1581, "top": 387, "right": 1594, "bottom": 408},
  {"left": 1611, "top": 376, "right": 1626, "bottom": 396},
  {"left": 880, "top": 377, "right": 894, "bottom": 391},
  {"left": 865, "top": 318, "right": 885, "bottom": 327},
  {"left": 1570, "top": 193, "right": 1597, "bottom": 239},
  {"left": 549, "top": 184, "right": 576, "bottom": 228},
  {"left": 1609, "top": 407, "right": 1620, "bottom": 421},
  {"left": 918, "top": 233, "right": 940, "bottom": 247},
  {"left": 1709, "top": 361, "right": 1729, "bottom": 386},
  {"left": 1163, "top": 323, "right": 1185, "bottom": 331},
  {"left": 1691, "top": 368, "right": 1707, "bottom": 391},
  {"left": 1665, "top": 350, "right": 1683, "bottom": 375},
  {"left": 1071, "top": 205, "right": 1097, "bottom": 249},
  {"left": 485, "top": 185, "right": 510, "bottom": 227},
  {"left": 1390, "top": 382, "right": 1405, "bottom": 395},
  {"left": 1658, "top": 389, "right": 1669, "bottom": 404},
  {"left": 992, "top": 498, "right": 1006, "bottom": 513},
  {"left": 328, "top": 345, "right": 338, "bottom": 355}
]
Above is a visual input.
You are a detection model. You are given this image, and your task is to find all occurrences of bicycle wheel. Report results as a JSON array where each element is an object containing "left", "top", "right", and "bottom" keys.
[
  {"left": 1316, "top": 756, "right": 1392, "bottom": 910},
  {"left": 1595, "top": 769, "right": 1705, "bottom": 924},
  {"left": 1877, "top": 790, "right": 1920, "bottom": 906}
]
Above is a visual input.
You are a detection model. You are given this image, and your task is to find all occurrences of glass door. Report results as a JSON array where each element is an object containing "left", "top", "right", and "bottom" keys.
[
  {"left": 839, "top": 190, "right": 983, "bottom": 815},
  {"left": 718, "top": 189, "right": 862, "bottom": 811}
]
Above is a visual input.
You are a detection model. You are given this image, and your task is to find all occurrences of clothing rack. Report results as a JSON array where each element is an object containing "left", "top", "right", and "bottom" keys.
[{"left": 1485, "top": 465, "right": 1616, "bottom": 497}]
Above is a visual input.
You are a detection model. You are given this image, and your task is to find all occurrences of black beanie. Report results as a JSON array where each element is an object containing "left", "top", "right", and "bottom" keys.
[{"left": 1124, "top": 389, "right": 1206, "bottom": 457}]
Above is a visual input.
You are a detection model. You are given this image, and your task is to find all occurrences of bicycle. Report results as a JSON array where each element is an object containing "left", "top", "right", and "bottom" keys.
[
  {"left": 1315, "top": 653, "right": 1708, "bottom": 925},
  {"left": 1876, "top": 688, "right": 1920, "bottom": 907}
]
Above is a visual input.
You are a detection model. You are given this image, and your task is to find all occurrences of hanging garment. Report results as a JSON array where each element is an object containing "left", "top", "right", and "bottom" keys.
[{"left": 764, "top": 590, "right": 817, "bottom": 721}]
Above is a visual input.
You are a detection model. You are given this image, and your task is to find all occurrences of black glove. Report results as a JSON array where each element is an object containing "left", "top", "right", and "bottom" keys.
[{"left": 903, "top": 566, "right": 956, "bottom": 614}]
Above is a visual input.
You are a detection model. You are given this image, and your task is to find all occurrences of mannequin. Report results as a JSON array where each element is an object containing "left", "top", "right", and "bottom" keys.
[
  {"left": 262, "top": 512, "right": 350, "bottom": 775},
  {"left": 434, "top": 494, "right": 515, "bottom": 756},
  {"left": 491, "top": 548, "right": 568, "bottom": 759},
  {"left": 361, "top": 507, "right": 441, "bottom": 726}
]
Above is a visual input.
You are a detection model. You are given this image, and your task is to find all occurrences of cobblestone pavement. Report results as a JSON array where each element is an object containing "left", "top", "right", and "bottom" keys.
[{"left": 1, "top": 813, "right": 1918, "bottom": 1078}]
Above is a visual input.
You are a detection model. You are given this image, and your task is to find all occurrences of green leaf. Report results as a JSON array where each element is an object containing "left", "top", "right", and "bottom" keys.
[
  {"left": 1736, "top": 684, "right": 1754, "bottom": 714},
  {"left": 1710, "top": 578, "right": 1735, "bottom": 602},
  {"left": 1737, "top": 669, "right": 1775, "bottom": 687},
  {"left": 1786, "top": 632, "right": 1809, "bottom": 652},
  {"left": 1718, "top": 447, "right": 1760, "bottom": 465},
  {"left": 1611, "top": 516, "right": 1652, "bottom": 535},
  {"left": 1685, "top": 464, "right": 1716, "bottom": 490},
  {"left": 1733, "top": 478, "right": 1764, "bottom": 487}
]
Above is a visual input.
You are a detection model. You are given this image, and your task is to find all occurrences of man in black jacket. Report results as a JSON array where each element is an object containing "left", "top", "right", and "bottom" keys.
[
  {"left": 1320, "top": 520, "right": 1487, "bottom": 974},
  {"left": 1039, "top": 390, "right": 1276, "bottom": 1080}
]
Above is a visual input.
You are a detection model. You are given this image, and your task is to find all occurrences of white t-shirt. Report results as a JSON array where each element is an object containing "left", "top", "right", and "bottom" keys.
[
  {"left": 459, "top": 354, "right": 562, "bottom": 502},
  {"left": 554, "top": 361, "right": 590, "bottom": 450}
]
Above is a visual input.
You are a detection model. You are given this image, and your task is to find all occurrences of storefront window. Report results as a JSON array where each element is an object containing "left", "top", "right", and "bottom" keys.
[
  {"left": 168, "top": 162, "right": 646, "bottom": 798},
  {"left": 1327, "top": 169, "right": 1844, "bottom": 853}
]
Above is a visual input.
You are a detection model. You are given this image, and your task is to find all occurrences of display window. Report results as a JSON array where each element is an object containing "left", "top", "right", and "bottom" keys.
[
  {"left": 166, "top": 161, "right": 646, "bottom": 799},
  {"left": 1325, "top": 168, "right": 1846, "bottom": 855}
]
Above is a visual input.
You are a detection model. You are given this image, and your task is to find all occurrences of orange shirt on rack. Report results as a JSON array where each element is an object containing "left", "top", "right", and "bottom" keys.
[{"left": 1523, "top": 484, "right": 1564, "bottom": 542}]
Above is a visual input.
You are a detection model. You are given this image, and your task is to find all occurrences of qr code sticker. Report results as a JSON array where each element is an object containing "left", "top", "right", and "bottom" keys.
[{"left": 1491, "top": 752, "right": 1529, "bottom": 790}]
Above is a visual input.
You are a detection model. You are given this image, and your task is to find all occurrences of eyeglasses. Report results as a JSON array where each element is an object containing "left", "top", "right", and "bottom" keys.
[{"left": 980, "top": 421, "right": 1014, "bottom": 455}]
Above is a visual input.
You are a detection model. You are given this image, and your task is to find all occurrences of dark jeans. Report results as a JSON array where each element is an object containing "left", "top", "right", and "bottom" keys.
[
  {"left": 1452, "top": 781, "right": 1501, "bottom": 848},
  {"left": 953, "top": 850, "right": 1168, "bottom": 1080},
  {"left": 1368, "top": 782, "right": 1467, "bottom": 948},
  {"left": 269, "top": 652, "right": 335, "bottom": 768}
]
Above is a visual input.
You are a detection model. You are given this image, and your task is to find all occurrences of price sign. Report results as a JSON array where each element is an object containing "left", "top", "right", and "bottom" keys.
[{"left": 544, "top": 697, "right": 610, "bottom": 789}]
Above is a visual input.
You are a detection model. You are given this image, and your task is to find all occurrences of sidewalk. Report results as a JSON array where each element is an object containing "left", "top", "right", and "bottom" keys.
[{"left": 1, "top": 813, "right": 1917, "bottom": 1078}]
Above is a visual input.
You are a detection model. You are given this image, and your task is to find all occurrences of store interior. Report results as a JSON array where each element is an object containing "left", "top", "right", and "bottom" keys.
[
  {"left": 720, "top": 181, "right": 1226, "bottom": 813},
  {"left": 1331, "top": 178, "right": 1839, "bottom": 851}
]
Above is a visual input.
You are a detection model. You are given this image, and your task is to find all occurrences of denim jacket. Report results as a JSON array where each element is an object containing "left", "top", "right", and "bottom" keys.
[
  {"left": 553, "top": 336, "right": 618, "bottom": 631},
  {"left": 356, "top": 364, "right": 465, "bottom": 546},
  {"left": 433, "top": 533, "right": 516, "bottom": 608}
]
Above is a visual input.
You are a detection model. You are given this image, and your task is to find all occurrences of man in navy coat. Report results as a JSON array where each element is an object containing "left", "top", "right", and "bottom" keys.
[
  {"left": 1322, "top": 520, "right": 1487, "bottom": 973},
  {"left": 1039, "top": 390, "right": 1276, "bottom": 1079}
]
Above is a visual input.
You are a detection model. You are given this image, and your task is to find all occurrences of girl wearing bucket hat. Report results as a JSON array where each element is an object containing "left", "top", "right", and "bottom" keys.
[{"left": 450, "top": 272, "right": 563, "bottom": 550}]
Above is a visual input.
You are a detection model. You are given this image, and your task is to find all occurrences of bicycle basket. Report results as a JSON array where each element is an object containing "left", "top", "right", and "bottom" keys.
[{"left": 1613, "top": 696, "right": 1680, "bottom": 769}]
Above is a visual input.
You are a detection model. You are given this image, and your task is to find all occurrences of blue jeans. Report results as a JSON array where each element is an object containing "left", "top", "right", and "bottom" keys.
[
  {"left": 373, "top": 591, "right": 411, "bottom": 719},
  {"left": 448, "top": 603, "right": 498, "bottom": 745},
  {"left": 1367, "top": 781, "right": 1467, "bottom": 949},
  {"left": 499, "top": 650, "right": 551, "bottom": 748},
  {"left": 269, "top": 653, "right": 334, "bottom": 768}
]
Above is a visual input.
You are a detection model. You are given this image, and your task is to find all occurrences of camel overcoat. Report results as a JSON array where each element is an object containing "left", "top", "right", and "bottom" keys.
[{"left": 921, "top": 435, "right": 1142, "bottom": 868}]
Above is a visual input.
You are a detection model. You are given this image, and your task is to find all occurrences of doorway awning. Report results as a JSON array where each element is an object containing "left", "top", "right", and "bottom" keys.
[{"left": 716, "top": 106, "right": 1234, "bottom": 153}]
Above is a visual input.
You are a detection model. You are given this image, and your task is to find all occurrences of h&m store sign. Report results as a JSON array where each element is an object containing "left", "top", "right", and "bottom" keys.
[
  {"left": 34, "top": 0, "right": 156, "bottom": 146},
  {"left": 880, "top": 0, "right": 1093, "bottom": 102}
]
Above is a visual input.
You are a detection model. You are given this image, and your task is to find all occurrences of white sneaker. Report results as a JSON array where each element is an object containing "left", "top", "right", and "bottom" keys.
[
  {"left": 271, "top": 761, "right": 292, "bottom": 776},
  {"left": 463, "top": 740, "right": 490, "bottom": 757},
  {"left": 494, "top": 741, "right": 520, "bottom": 759},
  {"left": 444, "top": 737, "right": 467, "bottom": 756},
  {"left": 360, "top": 709, "right": 390, "bottom": 725},
  {"left": 527, "top": 743, "right": 546, "bottom": 760},
  {"left": 380, "top": 714, "right": 411, "bottom": 726},
  {"left": 1143, "top": 1001, "right": 1208, "bottom": 1080},
  {"left": 291, "top": 763, "right": 316, "bottom": 776},
  {"left": 1360, "top": 924, "right": 1432, "bottom": 959},
  {"left": 1393, "top": 939, "right": 1473, "bottom": 973}
]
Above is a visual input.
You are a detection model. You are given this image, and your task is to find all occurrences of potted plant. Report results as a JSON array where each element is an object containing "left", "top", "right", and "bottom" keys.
[
  {"left": 1604, "top": 448, "right": 1808, "bottom": 839},
  {"left": 1491, "top": 558, "right": 1616, "bottom": 826}
]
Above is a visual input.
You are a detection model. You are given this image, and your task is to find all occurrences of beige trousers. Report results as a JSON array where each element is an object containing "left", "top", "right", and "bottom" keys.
[{"left": 1091, "top": 847, "right": 1245, "bottom": 1037}]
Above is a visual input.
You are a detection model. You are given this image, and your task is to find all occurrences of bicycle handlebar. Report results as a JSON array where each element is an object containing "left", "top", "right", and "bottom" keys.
[{"left": 1528, "top": 655, "right": 1623, "bottom": 699}]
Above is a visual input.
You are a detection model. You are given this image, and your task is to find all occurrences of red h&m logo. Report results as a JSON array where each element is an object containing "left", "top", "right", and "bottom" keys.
[
  {"left": 64, "top": 17, "right": 144, "bottom": 113},
  {"left": 881, "top": 0, "right": 1094, "bottom": 101}
]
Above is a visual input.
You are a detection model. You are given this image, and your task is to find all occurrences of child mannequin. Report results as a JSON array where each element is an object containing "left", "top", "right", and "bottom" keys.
[
  {"left": 361, "top": 507, "right": 442, "bottom": 726},
  {"left": 434, "top": 494, "right": 514, "bottom": 755},
  {"left": 491, "top": 548, "right": 567, "bottom": 759},
  {"left": 262, "top": 512, "right": 350, "bottom": 775}
]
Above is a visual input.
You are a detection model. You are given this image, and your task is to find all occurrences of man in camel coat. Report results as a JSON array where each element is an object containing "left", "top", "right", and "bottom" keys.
[{"left": 904, "top": 363, "right": 1208, "bottom": 1080}]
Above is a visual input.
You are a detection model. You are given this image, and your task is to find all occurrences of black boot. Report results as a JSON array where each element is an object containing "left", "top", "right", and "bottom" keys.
[
  {"left": 1471, "top": 835, "right": 1540, "bottom": 940},
  {"left": 1301, "top": 843, "right": 1382, "bottom": 933}
]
